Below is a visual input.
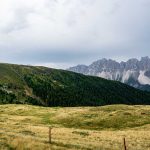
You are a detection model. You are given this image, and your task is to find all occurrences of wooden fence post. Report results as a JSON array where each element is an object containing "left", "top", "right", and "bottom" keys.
[
  {"left": 49, "top": 127, "right": 52, "bottom": 144},
  {"left": 123, "top": 137, "right": 127, "bottom": 150}
]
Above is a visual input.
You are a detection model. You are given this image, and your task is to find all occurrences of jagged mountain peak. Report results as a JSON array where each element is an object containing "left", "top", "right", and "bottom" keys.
[
  {"left": 68, "top": 57, "right": 150, "bottom": 91},
  {"left": 68, "top": 64, "right": 89, "bottom": 74},
  {"left": 141, "top": 56, "right": 150, "bottom": 61}
]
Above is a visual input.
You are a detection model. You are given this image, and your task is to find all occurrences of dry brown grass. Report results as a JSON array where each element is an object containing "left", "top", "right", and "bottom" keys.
[{"left": 0, "top": 104, "right": 150, "bottom": 150}]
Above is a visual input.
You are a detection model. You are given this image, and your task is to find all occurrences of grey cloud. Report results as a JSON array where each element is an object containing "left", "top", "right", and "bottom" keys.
[
  {"left": 0, "top": 0, "right": 150, "bottom": 68},
  {"left": 5, "top": 50, "right": 97, "bottom": 64},
  {"left": 0, "top": 8, "right": 33, "bottom": 34}
]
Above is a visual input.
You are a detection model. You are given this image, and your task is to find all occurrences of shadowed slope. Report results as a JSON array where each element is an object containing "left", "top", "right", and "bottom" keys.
[{"left": 0, "top": 63, "right": 150, "bottom": 106}]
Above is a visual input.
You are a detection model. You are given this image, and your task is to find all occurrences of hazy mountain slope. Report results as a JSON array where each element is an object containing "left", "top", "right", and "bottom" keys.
[
  {"left": 68, "top": 57, "right": 150, "bottom": 91},
  {"left": 0, "top": 63, "right": 150, "bottom": 106}
]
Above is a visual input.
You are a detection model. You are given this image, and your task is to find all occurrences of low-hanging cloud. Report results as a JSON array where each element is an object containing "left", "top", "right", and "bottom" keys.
[{"left": 0, "top": 0, "right": 150, "bottom": 68}]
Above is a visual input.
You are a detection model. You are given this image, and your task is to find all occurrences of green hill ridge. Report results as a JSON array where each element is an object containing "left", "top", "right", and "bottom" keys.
[{"left": 0, "top": 63, "right": 150, "bottom": 106}]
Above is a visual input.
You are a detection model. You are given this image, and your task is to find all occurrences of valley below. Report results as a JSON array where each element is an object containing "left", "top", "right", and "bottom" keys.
[{"left": 0, "top": 104, "right": 150, "bottom": 150}]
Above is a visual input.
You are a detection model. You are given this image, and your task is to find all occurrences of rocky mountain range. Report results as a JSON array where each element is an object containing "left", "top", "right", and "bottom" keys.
[{"left": 68, "top": 56, "right": 150, "bottom": 91}]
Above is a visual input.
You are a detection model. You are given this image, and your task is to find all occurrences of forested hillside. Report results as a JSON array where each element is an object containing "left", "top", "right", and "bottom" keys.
[{"left": 0, "top": 63, "right": 150, "bottom": 106}]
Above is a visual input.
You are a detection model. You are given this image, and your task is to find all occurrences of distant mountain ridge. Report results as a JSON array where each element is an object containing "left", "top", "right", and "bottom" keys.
[{"left": 68, "top": 56, "right": 150, "bottom": 91}]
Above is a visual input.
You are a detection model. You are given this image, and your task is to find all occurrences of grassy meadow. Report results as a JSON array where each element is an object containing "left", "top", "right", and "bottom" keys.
[{"left": 0, "top": 104, "right": 150, "bottom": 150}]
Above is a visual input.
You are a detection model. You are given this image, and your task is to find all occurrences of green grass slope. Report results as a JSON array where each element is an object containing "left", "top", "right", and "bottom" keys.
[
  {"left": 0, "top": 63, "right": 150, "bottom": 106},
  {"left": 0, "top": 104, "right": 150, "bottom": 150}
]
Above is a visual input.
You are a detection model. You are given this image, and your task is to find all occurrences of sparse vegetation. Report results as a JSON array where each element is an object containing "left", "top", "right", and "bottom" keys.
[{"left": 0, "top": 104, "right": 150, "bottom": 150}]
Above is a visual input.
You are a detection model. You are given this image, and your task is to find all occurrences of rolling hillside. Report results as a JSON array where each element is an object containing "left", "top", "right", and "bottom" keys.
[
  {"left": 0, "top": 63, "right": 150, "bottom": 106},
  {"left": 0, "top": 104, "right": 150, "bottom": 150}
]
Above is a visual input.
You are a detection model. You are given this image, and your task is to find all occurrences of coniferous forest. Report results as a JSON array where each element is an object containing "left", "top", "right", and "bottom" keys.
[{"left": 0, "top": 63, "right": 150, "bottom": 106}]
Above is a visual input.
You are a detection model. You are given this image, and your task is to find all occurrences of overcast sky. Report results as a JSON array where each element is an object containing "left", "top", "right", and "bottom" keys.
[{"left": 0, "top": 0, "right": 150, "bottom": 69}]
